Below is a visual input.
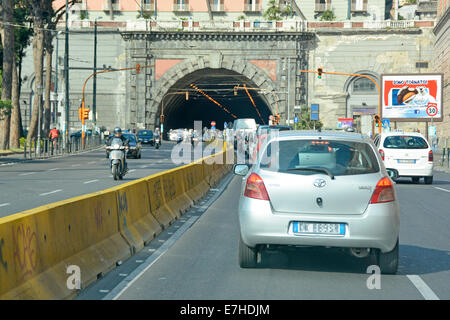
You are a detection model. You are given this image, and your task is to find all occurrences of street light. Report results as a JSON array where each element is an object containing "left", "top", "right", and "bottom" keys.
[
  {"left": 37, "top": 85, "right": 44, "bottom": 156},
  {"left": 93, "top": 17, "right": 103, "bottom": 132}
]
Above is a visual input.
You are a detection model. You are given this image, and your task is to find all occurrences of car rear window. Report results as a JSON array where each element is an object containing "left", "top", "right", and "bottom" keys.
[
  {"left": 383, "top": 136, "right": 428, "bottom": 149},
  {"left": 234, "top": 119, "right": 256, "bottom": 130},
  {"left": 260, "top": 139, "right": 380, "bottom": 176},
  {"left": 138, "top": 130, "right": 152, "bottom": 135}
]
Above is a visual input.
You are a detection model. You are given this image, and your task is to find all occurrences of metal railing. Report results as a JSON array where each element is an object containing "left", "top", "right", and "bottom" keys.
[
  {"left": 23, "top": 135, "right": 104, "bottom": 160},
  {"left": 433, "top": 137, "right": 450, "bottom": 171},
  {"left": 315, "top": 2, "right": 331, "bottom": 12}
]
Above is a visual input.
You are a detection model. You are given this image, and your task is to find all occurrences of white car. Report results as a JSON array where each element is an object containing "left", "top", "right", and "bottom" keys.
[{"left": 373, "top": 131, "right": 433, "bottom": 184}]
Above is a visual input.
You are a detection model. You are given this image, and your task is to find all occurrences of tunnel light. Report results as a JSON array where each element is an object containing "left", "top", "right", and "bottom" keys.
[{"left": 186, "top": 91, "right": 189, "bottom": 100}]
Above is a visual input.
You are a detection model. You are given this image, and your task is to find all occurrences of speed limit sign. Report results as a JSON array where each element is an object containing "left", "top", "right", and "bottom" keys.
[{"left": 426, "top": 104, "right": 438, "bottom": 117}]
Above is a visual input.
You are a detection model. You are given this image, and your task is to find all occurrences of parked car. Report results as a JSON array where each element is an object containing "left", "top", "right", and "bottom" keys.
[
  {"left": 137, "top": 130, "right": 154, "bottom": 145},
  {"left": 234, "top": 130, "right": 400, "bottom": 274},
  {"left": 70, "top": 129, "right": 93, "bottom": 138},
  {"left": 373, "top": 131, "right": 433, "bottom": 184},
  {"left": 106, "top": 133, "right": 142, "bottom": 159}
]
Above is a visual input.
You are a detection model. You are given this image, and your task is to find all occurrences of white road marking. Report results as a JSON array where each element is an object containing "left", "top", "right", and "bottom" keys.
[
  {"left": 136, "top": 260, "right": 144, "bottom": 263},
  {"left": 39, "top": 189, "right": 62, "bottom": 196},
  {"left": 119, "top": 274, "right": 128, "bottom": 277},
  {"left": 71, "top": 164, "right": 81, "bottom": 167},
  {"left": 407, "top": 275, "right": 440, "bottom": 300},
  {"left": 19, "top": 172, "right": 36, "bottom": 176},
  {"left": 84, "top": 179, "right": 99, "bottom": 184},
  {"left": 48, "top": 168, "right": 60, "bottom": 171},
  {"left": 433, "top": 187, "right": 450, "bottom": 193},
  {"left": 0, "top": 203, "right": 10, "bottom": 207},
  {"left": 140, "top": 165, "right": 149, "bottom": 168},
  {"left": 148, "top": 249, "right": 156, "bottom": 252},
  {"left": 99, "top": 290, "right": 110, "bottom": 293},
  {"left": 128, "top": 169, "right": 136, "bottom": 173},
  {"left": 88, "top": 161, "right": 96, "bottom": 164}
]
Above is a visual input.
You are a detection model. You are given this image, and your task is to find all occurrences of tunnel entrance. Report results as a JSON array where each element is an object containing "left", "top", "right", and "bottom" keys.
[{"left": 159, "top": 68, "right": 273, "bottom": 133}]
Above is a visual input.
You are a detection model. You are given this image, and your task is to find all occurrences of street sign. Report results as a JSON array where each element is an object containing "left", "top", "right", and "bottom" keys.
[
  {"left": 294, "top": 116, "right": 299, "bottom": 124},
  {"left": 311, "top": 104, "right": 319, "bottom": 112},
  {"left": 426, "top": 104, "right": 438, "bottom": 117},
  {"left": 311, "top": 113, "right": 319, "bottom": 121},
  {"left": 428, "top": 125, "right": 436, "bottom": 137},
  {"left": 269, "top": 115, "right": 274, "bottom": 120},
  {"left": 211, "top": 121, "right": 216, "bottom": 127},
  {"left": 224, "top": 122, "right": 227, "bottom": 129},
  {"left": 382, "top": 119, "right": 390, "bottom": 129}
]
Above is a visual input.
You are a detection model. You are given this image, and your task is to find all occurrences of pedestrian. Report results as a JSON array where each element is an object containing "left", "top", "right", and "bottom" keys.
[{"left": 49, "top": 126, "right": 59, "bottom": 155}]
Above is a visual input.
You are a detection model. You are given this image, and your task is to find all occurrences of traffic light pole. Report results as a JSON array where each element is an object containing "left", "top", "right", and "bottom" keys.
[
  {"left": 80, "top": 64, "right": 152, "bottom": 148},
  {"left": 300, "top": 69, "right": 382, "bottom": 134}
]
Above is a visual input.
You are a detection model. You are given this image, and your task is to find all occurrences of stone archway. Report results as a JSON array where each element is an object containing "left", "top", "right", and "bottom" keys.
[{"left": 150, "top": 55, "right": 282, "bottom": 128}]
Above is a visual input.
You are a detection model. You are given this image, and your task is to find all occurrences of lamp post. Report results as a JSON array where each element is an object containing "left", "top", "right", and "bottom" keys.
[
  {"left": 37, "top": 85, "right": 43, "bottom": 156},
  {"left": 93, "top": 17, "right": 103, "bottom": 132},
  {"left": 64, "top": 0, "right": 70, "bottom": 151}
]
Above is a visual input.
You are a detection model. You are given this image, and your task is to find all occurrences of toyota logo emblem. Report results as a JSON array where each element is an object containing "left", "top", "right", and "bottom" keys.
[{"left": 313, "top": 178, "right": 327, "bottom": 188}]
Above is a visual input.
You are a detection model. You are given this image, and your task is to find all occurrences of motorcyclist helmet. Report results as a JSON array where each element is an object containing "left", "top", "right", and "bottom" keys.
[{"left": 114, "top": 127, "right": 122, "bottom": 137}]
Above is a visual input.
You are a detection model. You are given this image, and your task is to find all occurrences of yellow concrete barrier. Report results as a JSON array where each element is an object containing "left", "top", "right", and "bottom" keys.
[
  {"left": 0, "top": 145, "right": 233, "bottom": 300},
  {"left": 112, "top": 179, "right": 163, "bottom": 252},
  {"left": 0, "top": 190, "right": 131, "bottom": 300}
]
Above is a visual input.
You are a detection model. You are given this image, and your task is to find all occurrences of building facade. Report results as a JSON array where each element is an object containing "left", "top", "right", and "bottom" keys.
[{"left": 19, "top": 1, "right": 438, "bottom": 135}]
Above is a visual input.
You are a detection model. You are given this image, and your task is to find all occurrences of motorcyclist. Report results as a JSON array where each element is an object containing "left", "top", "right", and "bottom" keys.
[{"left": 107, "top": 127, "right": 129, "bottom": 172}]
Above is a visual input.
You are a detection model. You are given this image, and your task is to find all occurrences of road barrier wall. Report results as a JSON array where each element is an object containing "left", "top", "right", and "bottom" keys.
[{"left": 0, "top": 143, "right": 232, "bottom": 299}]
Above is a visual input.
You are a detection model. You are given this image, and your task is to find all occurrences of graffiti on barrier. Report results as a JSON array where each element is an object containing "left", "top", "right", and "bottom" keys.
[
  {"left": 118, "top": 192, "right": 128, "bottom": 213},
  {"left": 12, "top": 224, "right": 38, "bottom": 280},
  {"left": 0, "top": 238, "right": 7, "bottom": 271},
  {"left": 163, "top": 175, "right": 177, "bottom": 201},
  {"left": 94, "top": 202, "right": 104, "bottom": 232},
  {"left": 151, "top": 180, "right": 162, "bottom": 211}
]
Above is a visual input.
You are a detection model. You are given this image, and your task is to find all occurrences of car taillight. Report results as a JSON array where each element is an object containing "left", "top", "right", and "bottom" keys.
[
  {"left": 379, "top": 149, "right": 385, "bottom": 161},
  {"left": 244, "top": 173, "right": 270, "bottom": 201},
  {"left": 428, "top": 150, "right": 433, "bottom": 162},
  {"left": 370, "top": 177, "right": 395, "bottom": 204}
]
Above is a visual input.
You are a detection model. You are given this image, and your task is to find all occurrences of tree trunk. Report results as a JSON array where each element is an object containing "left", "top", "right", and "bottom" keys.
[
  {"left": 0, "top": 0, "right": 14, "bottom": 150},
  {"left": 27, "top": 17, "right": 45, "bottom": 144},
  {"left": 9, "top": 60, "right": 21, "bottom": 149},
  {"left": 44, "top": 45, "right": 53, "bottom": 137}
]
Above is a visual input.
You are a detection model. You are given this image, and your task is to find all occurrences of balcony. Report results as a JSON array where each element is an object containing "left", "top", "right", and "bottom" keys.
[
  {"left": 244, "top": 4, "right": 260, "bottom": 12},
  {"left": 143, "top": 3, "right": 155, "bottom": 11},
  {"left": 104, "top": 0, "right": 120, "bottom": 11},
  {"left": 315, "top": 2, "right": 331, "bottom": 12},
  {"left": 351, "top": 0, "right": 368, "bottom": 12},
  {"left": 81, "top": 0, "right": 87, "bottom": 11},
  {"left": 210, "top": 4, "right": 225, "bottom": 12},
  {"left": 173, "top": 3, "right": 190, "bottom": 12}
]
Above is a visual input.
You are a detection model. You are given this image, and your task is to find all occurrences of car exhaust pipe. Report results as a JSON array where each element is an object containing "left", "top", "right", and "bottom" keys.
[{"left": 349, "top": 248, "right": 371, "bottom": 258}]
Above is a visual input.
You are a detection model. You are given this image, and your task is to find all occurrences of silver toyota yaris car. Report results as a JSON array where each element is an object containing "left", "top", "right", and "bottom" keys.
[{"left": 234, "top": 131, "right": 400, "bottom": 274}]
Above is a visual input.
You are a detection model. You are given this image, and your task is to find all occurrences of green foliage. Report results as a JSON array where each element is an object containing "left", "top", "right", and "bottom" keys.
[
  {"left": 80, "top": 10, "right": 87, "bottom": 20},
  {"left": 0, "top": 100, "right": 13, "bottom": 120},
  {"left": 237, "top": 15, "right": 246, "bottom": 20},
  {"left": 136, "top": 11, "right": 153, "bottom": 19},
  {"left": 292, "top": 106, "right": 324, "bottom": 130},
  {"left": 263, "top": 0, "right": 283, "bottom": 21},
  {"left": 320, "top": 10, "right": 336, "bottom": 21}
]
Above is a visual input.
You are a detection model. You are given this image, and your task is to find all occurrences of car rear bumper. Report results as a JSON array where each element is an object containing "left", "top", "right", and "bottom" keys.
[
  {"left": 238, "top": 198, "right": 400, "bottom": 253},
  {"left": 385, "top": 161, "right": 433, "bottom": 177}
]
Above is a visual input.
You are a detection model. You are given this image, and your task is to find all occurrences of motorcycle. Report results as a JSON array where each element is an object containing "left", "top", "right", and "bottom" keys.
[
  {"left": 107, "top": 137, "right": 127, "bottom": 181},
  {"left": 154, "top": 136, "right": 161, "bottom": 149}
]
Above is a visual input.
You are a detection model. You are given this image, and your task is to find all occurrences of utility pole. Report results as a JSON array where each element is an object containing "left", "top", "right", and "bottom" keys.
[
  {"left": 64, "top": 0, "right": 70, "bottom": 150},
  {"left": 93, "top": 18, "right": 98, "bottom": 131},
  {"left": 287, "top": 57, "right": 291, "bottom": 125}
]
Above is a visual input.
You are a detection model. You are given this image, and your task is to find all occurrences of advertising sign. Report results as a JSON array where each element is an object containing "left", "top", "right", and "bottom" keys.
[
  {"left": 381, "top": 74, "right": 443, "bottom": 121},
  {"left": 337, "top": 118, "right": 353, "bottom": 129}
]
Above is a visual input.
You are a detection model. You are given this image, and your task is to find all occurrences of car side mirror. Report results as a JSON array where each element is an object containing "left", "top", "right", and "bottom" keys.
[
  {"left": 386, "top": 169, "right": 397, "bottom": 180},
  {"left": 233, "top": 164, "right": 249, "bottom": 176}
]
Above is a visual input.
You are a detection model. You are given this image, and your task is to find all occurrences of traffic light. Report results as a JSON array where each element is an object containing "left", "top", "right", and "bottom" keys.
[
  {"left": 374, "top": 115, "right": 381, "bottom": 127},
  {"left": 186, "top": 91, "right": 189, "bottom": 100},
  {"left": 273, "top": 113, "right": 281, "bottom": 125},
  {"left": 83, "top": 108, "right": 90, "bottom": 120},
  {"left": 78, "top": 108, "right": 83, "bottom": 120},
  {"left": 234, "top": 88, "right": 238, "bottom": 96},
  {"left": 317, "top": 68, "right": 323, "bottom": 79},
  {"left": 160, "top": 114, "right": 165, "bottom": 124},
  {"left": 136, "top": 63, "right": 141, "bottom": 75}
]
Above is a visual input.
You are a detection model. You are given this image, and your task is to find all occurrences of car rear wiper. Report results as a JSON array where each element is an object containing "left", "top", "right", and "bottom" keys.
[{"left": 286, "top": 167, "right": 335, "bottom": 180}]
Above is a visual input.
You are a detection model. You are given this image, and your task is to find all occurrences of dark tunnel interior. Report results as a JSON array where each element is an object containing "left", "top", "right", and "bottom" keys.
[{"left": 160, "top": 68, "right": 273, "bottom": 133}]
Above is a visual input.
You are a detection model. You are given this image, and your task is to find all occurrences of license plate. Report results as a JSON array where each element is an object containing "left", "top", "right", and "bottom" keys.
[
  {"left": 293, "top": 222, "right": 345, "bottom": 235},
  {"left": 397, "top": 159, "right": 416, "bottom": 164}
]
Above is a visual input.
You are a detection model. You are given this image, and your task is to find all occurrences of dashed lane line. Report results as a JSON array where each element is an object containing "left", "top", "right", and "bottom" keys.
[
  {"left": 39, "top": 189, "right": 62, "bottom": 196},
  {"left": 84, "top": 179, "right": 99, "bottom": 184},
  {"left": 433, "top": 186, "right": 450, "bottom": 193},
  {"left": 406, "top": 275, "right": 440, "bottom": 300}
]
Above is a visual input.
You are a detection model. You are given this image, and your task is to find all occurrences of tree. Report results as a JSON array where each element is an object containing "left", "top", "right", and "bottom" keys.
[
  {"left": 293, "top": 106, "right": 324, "bottom": 130},
  {"left": 263, "top": 0, "right": 283, "bottom": 21},
  {"left": 320, "top": 10, "right": 336, "bottom": 21},
  {"left": 0, "top": 0, "right": 15, "bottom": 150}
]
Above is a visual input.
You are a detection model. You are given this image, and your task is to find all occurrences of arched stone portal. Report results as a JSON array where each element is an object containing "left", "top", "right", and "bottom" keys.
[{"left": 152, "top": 56, "right": 280, "bottom": 131}]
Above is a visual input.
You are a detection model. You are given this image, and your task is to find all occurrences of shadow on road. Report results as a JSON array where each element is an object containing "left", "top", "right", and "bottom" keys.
[{"left": 256, "top": 245, "right": 450, "bottom": 275}]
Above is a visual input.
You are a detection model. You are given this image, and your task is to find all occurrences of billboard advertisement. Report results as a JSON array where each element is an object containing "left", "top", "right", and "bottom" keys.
[
  {"left": 381, "top": 74, "right": 443, "bottom": 121},
  {"left": 337, "top": 118, "right": 353, "bottom": 129}
]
